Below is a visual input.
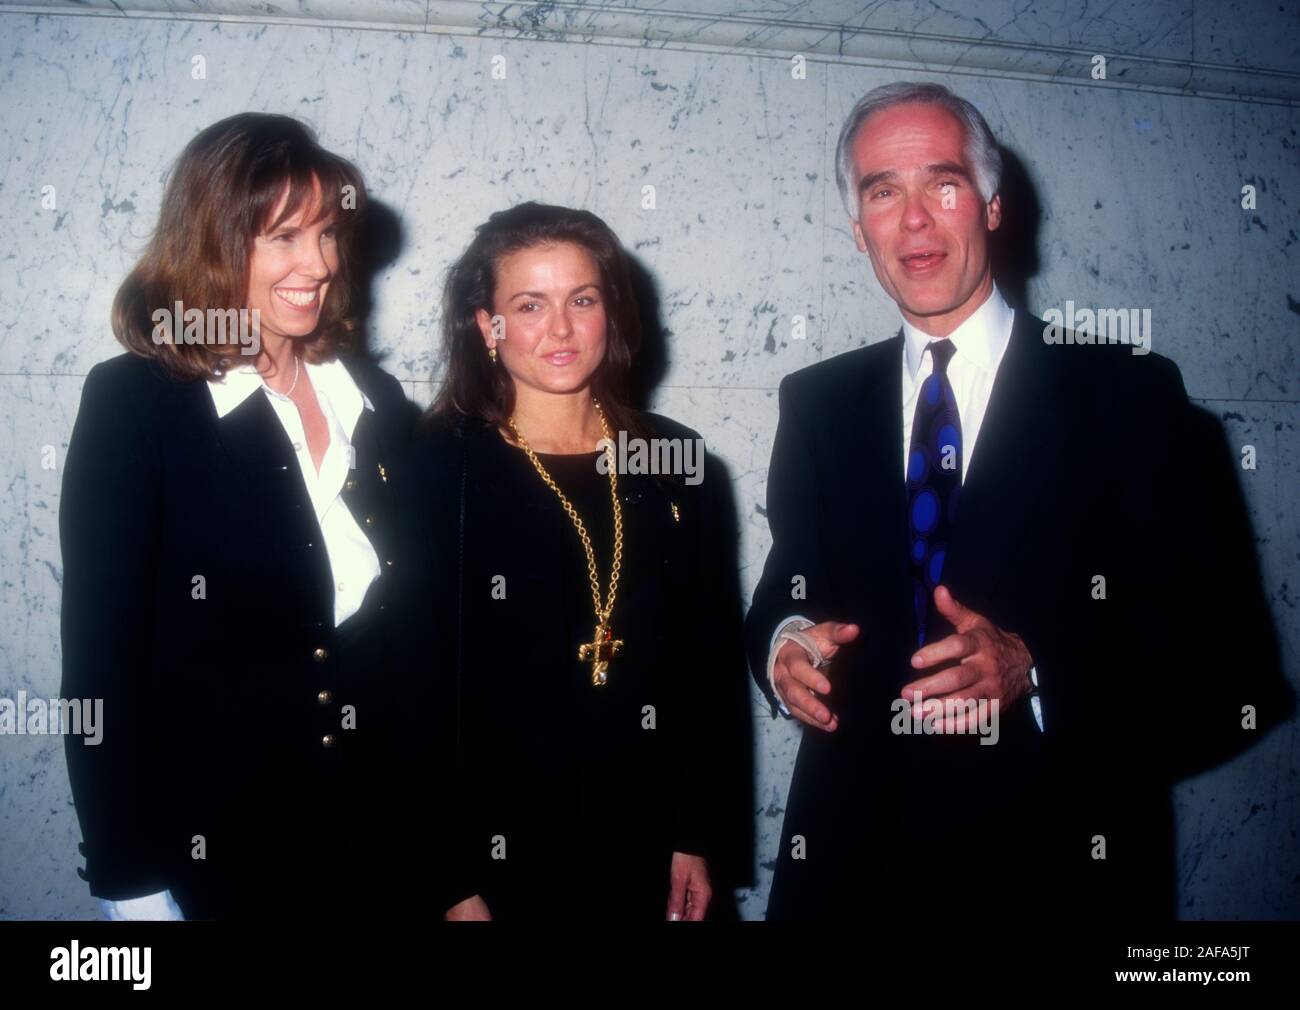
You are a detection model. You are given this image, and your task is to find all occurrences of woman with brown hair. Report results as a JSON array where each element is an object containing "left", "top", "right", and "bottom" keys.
[
  {"left": 60, "top": 113, "right": 418, "bottom": 920},
  {"left": 395, "top": 202, "right": 745, "bottom": 920}
]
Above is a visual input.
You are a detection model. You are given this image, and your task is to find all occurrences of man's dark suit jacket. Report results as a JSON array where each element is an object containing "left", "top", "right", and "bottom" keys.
[
  {"left": 745, "top": 310, "right": 1289, "bottom": 922},
  {"left": 60, "top": 351, "right": 419, "bottom": 919}
]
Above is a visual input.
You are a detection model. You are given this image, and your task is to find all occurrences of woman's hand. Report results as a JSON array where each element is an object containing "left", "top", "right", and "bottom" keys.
[
  {"left": 665, "top": 852, "right": 712, "bottom": 921},
  {"left": 445, "top": 894, "right": 493, "bottom": 921}
]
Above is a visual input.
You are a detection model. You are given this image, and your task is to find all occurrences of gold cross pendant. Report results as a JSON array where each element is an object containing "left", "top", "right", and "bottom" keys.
[{"left": 578, "top": 624, "right": 624, "bottom": 686}]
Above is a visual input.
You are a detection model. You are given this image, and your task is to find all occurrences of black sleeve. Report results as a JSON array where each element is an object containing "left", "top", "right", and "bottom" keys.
[
  {"left": 59, "top": 360, "right": 171, "bottom": 900},
  {"left": 664, "top": 439, "right": 750, "bottom": 869},
  {"left": 363, "top": 358, "right": 422, "bottom": 441},
  {"left": 390, "top": 423, "right": 487, "bottom": 914},
  {"left": 743, "top": 375, "right": 836, "bottom": 715},
  {"left": 384, "top": 371, "right": 422, "bottom": 437}
]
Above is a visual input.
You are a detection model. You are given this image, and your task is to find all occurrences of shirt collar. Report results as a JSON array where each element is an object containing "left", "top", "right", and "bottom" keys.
[
  {"left": 207, "top": 357, "right": 375, "bottom": 419},
  {"left": 900, "top": 283, "right": 1014, "bottom": 379}
]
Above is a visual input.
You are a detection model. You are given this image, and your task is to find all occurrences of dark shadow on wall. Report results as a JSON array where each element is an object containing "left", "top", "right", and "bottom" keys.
[
  {"left": 626, "top": 256, "right": 671, "bottom": 409},
  {"left": 990, "top": 145, "right": 1042, "bottom": 316},
  {"left": 352, "top": 198, "right": 406, "bottom": 364}
]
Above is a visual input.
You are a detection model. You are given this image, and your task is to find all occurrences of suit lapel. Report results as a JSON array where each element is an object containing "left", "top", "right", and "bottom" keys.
[
  {"left": 208, "top": 384, "right": 321, "bottom": 550},
  {"left": 840, "top": 335, "right": 911, "bottom": 621},
  {"left": 210, "top": 383, "right": 299, "bottom": 479},
  {"left": 338, "top": 357, "right": 396, "bottom": 472},
  {"left": 944, "top": 313, "right": 1063, "bottom": 614}
]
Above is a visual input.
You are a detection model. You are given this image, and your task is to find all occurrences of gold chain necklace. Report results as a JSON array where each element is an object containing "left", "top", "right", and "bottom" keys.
[{"left": 508, "top": 400, "right": 625, "bottom": 686}]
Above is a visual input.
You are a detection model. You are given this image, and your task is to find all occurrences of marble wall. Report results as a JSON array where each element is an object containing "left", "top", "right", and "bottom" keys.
[{"left": 0, "top": 0, "right": 1296, "bottom": 919}]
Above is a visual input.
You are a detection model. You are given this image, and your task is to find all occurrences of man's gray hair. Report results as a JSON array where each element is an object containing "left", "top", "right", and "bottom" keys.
[{"left": 834, "top": 82, "right": 1002, "bottom": 220}]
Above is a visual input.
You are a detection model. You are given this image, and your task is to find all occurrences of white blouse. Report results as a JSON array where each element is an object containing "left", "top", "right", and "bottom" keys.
[{"left": 207, "top": 357, "right": 382, "bottom": 627}]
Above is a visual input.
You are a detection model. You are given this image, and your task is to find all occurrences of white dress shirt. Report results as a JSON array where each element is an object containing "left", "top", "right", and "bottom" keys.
[
  {"left": 101, "top": 357, "right": 380, "bottom": 921},
  {"left": 899, "top": 283, "right": 1014, "bottom": 484},
  {"left": 768, "top": 285, "right": 1041, "bottom": 730}
]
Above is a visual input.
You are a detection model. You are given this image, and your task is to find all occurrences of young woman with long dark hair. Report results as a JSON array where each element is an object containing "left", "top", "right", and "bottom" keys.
[{"left": 397, "top": 202, "right": 743, "bottom": 921}]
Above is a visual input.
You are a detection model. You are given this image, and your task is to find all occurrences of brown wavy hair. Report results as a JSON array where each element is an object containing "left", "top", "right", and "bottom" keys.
[
  {"left": 111, "top": 113, "right": 368, "bottom": 380},
  {"left": 432, "top": 202, "right": 650, "bottom": 440}
]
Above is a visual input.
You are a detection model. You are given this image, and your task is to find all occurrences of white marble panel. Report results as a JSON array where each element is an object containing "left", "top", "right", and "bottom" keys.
[{"left": 0, "top": 4, "right": 1295, "bottom": 922}]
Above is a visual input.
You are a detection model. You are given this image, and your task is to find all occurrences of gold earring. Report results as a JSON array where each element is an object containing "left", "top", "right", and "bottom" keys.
[{"left": 488, "top": 344, "right": 498, "bottom": 362}]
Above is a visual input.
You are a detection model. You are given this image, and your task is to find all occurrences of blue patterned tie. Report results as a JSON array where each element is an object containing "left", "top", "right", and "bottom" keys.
[{"left": 907, "top": 339, "right": 962, "bottom": 646}]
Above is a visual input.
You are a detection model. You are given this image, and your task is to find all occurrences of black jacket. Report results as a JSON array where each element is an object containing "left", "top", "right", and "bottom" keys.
[
  {"left": 59, "top": 351, "right": 419, "bottom": 918},
  {"left": 745, "top": 312, "right": 1289, "bottom": 921},
  {"left": 392, "top": 411, "right": 750, "bottom": 918}
]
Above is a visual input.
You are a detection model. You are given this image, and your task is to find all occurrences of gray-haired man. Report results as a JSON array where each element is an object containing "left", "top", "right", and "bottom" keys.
[{"left": 745, "top": 83, "right": 1284, "bottom": 921}]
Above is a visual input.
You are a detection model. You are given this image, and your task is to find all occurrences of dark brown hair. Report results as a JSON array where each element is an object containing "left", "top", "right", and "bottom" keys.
[
  {"left": 112, "top": 113, "right": 368, "bottom": 380},
  {"left": 432, "top": 202, "right": 650, "bottom": 440}
]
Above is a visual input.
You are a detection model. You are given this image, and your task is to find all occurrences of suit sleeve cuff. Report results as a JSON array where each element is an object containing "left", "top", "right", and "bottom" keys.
[
  {"left": 1028, "top": 664, "right": 1043, "bottom": 732},
  {"left": 101, "top": 889, "right": 184, "bottom": 921},
  {"left": 767, "top": 616, "right": 815, "bottom": 718}
]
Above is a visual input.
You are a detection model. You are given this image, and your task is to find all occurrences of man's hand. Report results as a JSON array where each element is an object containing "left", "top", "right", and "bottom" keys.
[
  {"left": 445, "top": 894, "right": 492, "bottom": 921},
  {"left": 665, "top": 852, "right": 712, "bottom": 921},
  {"left": 900, "top": 585, "right": 1032, "bottom": 732},
  {"left": 773, "top": 621, "right": 860, "bottom": 732}
]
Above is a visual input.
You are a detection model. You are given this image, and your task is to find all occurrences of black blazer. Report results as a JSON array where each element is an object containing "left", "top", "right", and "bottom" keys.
[
  {"left": 59, "top": 351, "right": 419, "bottom": 918},
  {"left": 392, "top": 411, "right": 749, "bottom": 917},
  {"left": 745, "top": 311, "right": 1289, "bottom": 921}
]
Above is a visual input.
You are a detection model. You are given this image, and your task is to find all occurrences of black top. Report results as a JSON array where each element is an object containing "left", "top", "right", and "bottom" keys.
[
  {"left": 514, "top": 445, "right": 617, "bottom": 635},
  {"left": 394, "top": 413, "right": 751, "bottom": 920}
]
